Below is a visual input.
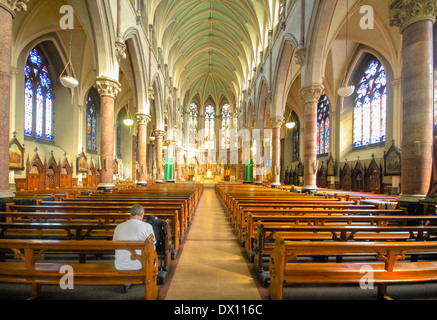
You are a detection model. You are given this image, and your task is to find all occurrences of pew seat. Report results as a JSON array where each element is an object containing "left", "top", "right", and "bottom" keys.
[
  {"left": 0, "top": 237, "right": 158, "bottom": 300},
  {"left": 269, "top": 237, "right": 437, "bottom": 300}
]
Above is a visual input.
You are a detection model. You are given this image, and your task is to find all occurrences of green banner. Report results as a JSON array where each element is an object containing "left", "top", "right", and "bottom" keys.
[
  {"left": 244, "top": 159, "right": 253, "bottom": 182},
  {"left": 164, "top": 158, "right": 174, "bottom": 180}
]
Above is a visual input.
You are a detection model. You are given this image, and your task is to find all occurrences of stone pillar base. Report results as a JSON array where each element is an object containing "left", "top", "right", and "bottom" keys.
[
  {"left": 0, "top": 190, "right": 15, "bottom": 212},
  {"left": 302, "top": 185, "right": 319, "bottom": 195},
  {"left": 271, "top": 182, "right": 282, "bottom": 188},
  {"left": 396, "top": 194, "right": 427, "bottom": 215},
  {"left": 98, "top": 183, "right": 116, "bottom": 192},
  {"left": 0, "top": 190, "right": 15, "bottom": 199}
]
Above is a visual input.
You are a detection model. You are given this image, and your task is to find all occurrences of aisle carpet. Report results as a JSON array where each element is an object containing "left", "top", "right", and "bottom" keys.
[{"left": 162, "top": 187, "right": 262, "bottom": 300}]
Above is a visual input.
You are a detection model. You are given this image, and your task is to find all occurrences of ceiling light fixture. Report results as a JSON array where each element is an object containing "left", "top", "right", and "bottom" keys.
[
  {"left": 60, "top": 30, "right": 79, "bottom": 89},
  {"left": 338, "top": 0, "right": 355, "bottom": 98}
]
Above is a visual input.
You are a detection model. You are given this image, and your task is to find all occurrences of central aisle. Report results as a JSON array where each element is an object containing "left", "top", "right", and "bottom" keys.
[{"left": 162, "top": 187, "right": 262, "bottom": 300}]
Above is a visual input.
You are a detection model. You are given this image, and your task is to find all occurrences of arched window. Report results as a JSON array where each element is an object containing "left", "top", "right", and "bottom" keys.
[
  {"left": 86, "top": 88, "right": 99, "bottom": 153},
  {"left": 353, "top": 57, "right": 387, "bottom": 147},
  {"left": 116, "top": 118, "right": 122, "bottom": 159},
  {"left": 290, "top": 111, "right": 300, "bottom": 160},
  {"left": 234, "top": 109, "right": 239, "bottom": 148},
  {"left": 24, "top": 48, "right": 54, "bottom": 141},
  {"left": 221, "top": 103, "right": 231, "bottom": 149},
  {"left": 205, "top": 104, "right": 215, "bottom": 150},
  {"left": 434, "top": 79, "right": 437, "bottom": 136},
  {"left": 317, "top": 95, "right": 330, "bottom": 155},
  {"left": 189, "top": 102, "right": 198, "bottom": 149}
]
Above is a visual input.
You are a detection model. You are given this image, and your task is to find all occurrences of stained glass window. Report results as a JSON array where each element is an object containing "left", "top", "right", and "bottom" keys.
[
  {"left": 291, "top": 111, "right": 300, "bottom": 160},
  {"left": 317, "top": 95, "right": 330, "bottom": 155},
  {"left": 24, "top": 80, "right": 33, "bottom": 136},
  {"left": 24, "top": 48, "right": 54, "bottom": 141},
  {"left": 205, "top": 104, "right": 215, "bottom": 150},
  {"left": 221, "top": 103, "right": 231, "bottom": 149},
  {"left": 434, "top": 80, "right": 437, "bottom": 135},
  {"left": 45, "top": 91, "right": 53, "bottom": 140},
  {"left": 86, "top": 90, "right": 99, "bottom": 152},
  {"left": 234, "top": 110, "right": 238, "bottom": 148},
  {"left": 189, "top": 102, "right": 198, "bottom": 149},
  {"left": 353, "top": 58, "right": 387, "bottom": 147}
]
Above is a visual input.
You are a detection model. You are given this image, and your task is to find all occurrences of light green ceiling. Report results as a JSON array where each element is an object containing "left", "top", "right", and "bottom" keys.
[{"left": 150, "top": 0, "right": 279, "bottom": 106}]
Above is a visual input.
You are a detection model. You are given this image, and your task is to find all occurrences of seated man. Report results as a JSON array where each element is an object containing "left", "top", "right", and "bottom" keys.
[
  {"left": 113, "top": 204, "right": 155, "bottom": 291},
  {"left": 289, "top": 185, "right": 299, "bottom": 193}
]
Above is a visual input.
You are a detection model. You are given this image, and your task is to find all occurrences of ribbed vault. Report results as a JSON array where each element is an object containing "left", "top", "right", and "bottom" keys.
[{"left": 150, "top": 0, "right": 279, "bottom": 105}]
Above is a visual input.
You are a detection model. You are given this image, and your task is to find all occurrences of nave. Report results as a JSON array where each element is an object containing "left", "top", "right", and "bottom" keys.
[
  {"left": 0, "top": 185, "right": 263, "bottom": 300},
  {"left": 2, "top": 182, "right": 437, "bottom": 301}
]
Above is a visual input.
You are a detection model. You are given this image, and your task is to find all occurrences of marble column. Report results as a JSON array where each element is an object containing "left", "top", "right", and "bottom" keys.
[
  {"left": 299, "top": 83, "right": 324, "bottom": 194},
  {"left": 0, "top": 1, "right": 28, "bottom": 200},
  {"left": 136, "top": 113, "right": 151, "bottom": 186},
  {"left": 131, "top": 135, "right": 137, "bottom": 182},
  {"left": 94, "top": 77, "right": 121, "bottom": 191},
  {"left": 255, "top": 129, "right": 264, "bottom": 185},
  {"left": 269, "top": 116, "right": 285, "bottom": 188},
  {"left": 154, "top": 129, "right": 166, "bottom": 183},
  {"left": 390, "top": 0, "right": 437, "bottom": 202}
]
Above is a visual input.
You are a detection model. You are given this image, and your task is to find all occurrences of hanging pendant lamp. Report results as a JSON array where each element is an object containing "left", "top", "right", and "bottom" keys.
[
  {"left": 123, "top": 96, "right": 134, "bottom": 126},
  {"left": 60, "top": 30, "right": 79, "bottom": 89}
]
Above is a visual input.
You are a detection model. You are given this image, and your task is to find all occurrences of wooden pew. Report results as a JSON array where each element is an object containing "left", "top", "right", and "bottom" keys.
[
  {"left": 14, "top": 187, "right": 99, "bottom": 200},
  {"left": 0, "top": 211, "right": 178, "bottom": 262},
  {"left": 269, "top": 236, "right": 437, "bottom": 300},
  {"left": 249, "top": 214, "right": 437, "bottom": 277},
  {"left": 6, "top": 203, "right": 185, "bottom": 246},
  {"left": 0, "top": 236, "right": 158, "bottom": 300},
  {"left": 0, "top": 220, "right": 173, "bottom": 271},
  {"left": 253, "top": 220, "right": 437, "bottom": 287},
  {"left": 115, "top": 184, "right": 203, "bottom": 206},
  {"left": 230, "top": 200, "right": 360, "bottom": 228},
  {"left": 239, "top": 207, "right": 405, "bottom": 246},
  {"left": 40, "top": 200, "right": 189, "bottom": 233},
  {"left": 77, "top": 195, "right": 194, "bottom": 223}
]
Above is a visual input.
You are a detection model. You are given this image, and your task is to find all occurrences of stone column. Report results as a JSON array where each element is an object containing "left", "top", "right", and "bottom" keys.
[
  {"left": 0, "top": 1, "right": 28, "bottom": 200},
  {"left": 94, "top": 77, "right": 121, "bottom": 191},
  {"left": 269, "top": 116, "right": 285, "bottom": 188},
  {"left": 390, "top": 0, "right": 437, "bottom": 203},
  {"left": 254, "top": 129, "right": 264, "bottom": 185},
  {"left": 136, "top": 113, "right": 151, "bottom": 186},
  {"left": 131, "top": 135, "right": 137, "bottom": 182},
  {"left": 299, "top": 83, "right": 324, "bottom": 194},
  {"left": 154, "top": 129, "right": 166, "bottom": 183}
]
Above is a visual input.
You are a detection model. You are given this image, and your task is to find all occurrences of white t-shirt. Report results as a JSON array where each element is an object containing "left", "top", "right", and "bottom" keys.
[{"left": 113, "top": 219, "right": 155, "bottom": 270}]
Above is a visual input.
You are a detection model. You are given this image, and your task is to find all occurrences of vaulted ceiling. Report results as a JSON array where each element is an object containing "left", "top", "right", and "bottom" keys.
[{"left": 149, "top": 0, "right": 280, "bottom": 106}]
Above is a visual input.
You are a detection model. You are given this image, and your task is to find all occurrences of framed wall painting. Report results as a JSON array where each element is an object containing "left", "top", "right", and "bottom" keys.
[
  {"left": 9, "top": 133, "right": 25, "bottom": 171},
  {"left": 384, "top": 140, "right": 401, "bottom": 176},
  {"left": 77, "top": 150, "right": 88, "bottom": 174}
]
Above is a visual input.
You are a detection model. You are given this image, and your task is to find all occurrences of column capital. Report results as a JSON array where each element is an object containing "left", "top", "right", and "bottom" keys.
[
  {"left": 148, "top": 88, "right": 155, "bottom": 101},
  {"left": 153, "top": 129, "right": 166, "bottom": 139},
  {"left": 136, "top": 113, "right": 151, "bottom": 126},
  {"left": 295, "top": 47, "right": 306, "bottom": 66},
  {"left": 94, "top": 76, "right": 121, "bottom": 99},
  {"left": 269, "top": 116, "right": 285, "bottom": 129},
  {"left": 299, "top": 83, "right": 325, "bottom": 104},
  {"left": 0, "top": 0, "right": 28, "bottom": 17},
  {"left": 389, "top": 0, "right": 437, "bottom": 31},
  {"left": 115, "top": 37, "right": 127, "bottom": 62}
]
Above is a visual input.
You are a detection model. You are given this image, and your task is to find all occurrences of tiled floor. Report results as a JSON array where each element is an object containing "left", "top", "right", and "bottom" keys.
[{"left": 163, "top": 187, "right": 262, "bottom": 300}]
